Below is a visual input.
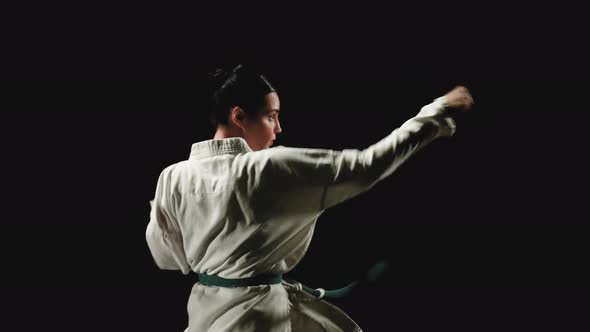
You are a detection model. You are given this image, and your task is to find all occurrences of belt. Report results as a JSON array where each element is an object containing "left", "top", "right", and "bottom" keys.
[
  {"left": 197, "top": 273, "right": 283, "bottom": 287},
  {"left": 197, "top": 259, "right": 389, "bottom": 300},
  {"left": 197, "top": 273, "right": 356, "bottom": 299}
]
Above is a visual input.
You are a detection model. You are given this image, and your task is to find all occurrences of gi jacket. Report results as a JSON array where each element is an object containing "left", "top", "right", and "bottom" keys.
[{"left": 147, "top": 97, "right": 455, "bottom": 331}]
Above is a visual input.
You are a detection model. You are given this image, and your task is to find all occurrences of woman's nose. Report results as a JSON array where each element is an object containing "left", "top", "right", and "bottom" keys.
[{"left": 275, "top": 119, "right": 283, "bottom": 134}]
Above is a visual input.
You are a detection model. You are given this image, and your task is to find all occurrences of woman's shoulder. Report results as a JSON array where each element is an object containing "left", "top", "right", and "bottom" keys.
[
  {"left": 246, "top": 146, "right": 337, "bottom": 173},
  {"left": 263, "top": 145, "right": 335, "bottom": 157}
]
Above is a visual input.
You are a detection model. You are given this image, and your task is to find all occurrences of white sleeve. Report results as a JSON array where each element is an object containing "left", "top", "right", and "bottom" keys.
[
  {"left": 267, "top": 97, "right": 456, "bottom": 213},
  {"left": 322, "top": 96, "right": 455, "bottom": 208},
  {"left": 145, "top": 168, "right": 191, "bottom": 274}
]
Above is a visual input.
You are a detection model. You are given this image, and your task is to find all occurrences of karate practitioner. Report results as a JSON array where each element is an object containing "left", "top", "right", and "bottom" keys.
[{"left": 146, "top": 64, "right": 474, "bottom": 331}]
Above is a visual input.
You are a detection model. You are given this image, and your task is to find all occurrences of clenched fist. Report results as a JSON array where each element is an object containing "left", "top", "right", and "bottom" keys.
[{"left": 445, "top": 86, "right": 474, "bottom": 111}]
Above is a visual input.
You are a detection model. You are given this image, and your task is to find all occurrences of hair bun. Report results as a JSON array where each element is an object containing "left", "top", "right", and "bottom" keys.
[
  {"left": 208, "top": 67, "right": 230, "bottom": 86},
  {"left": 231, "top": 64, "right": 244, "bottom": 73},
  {"left": 208, "top": 64, "right": 249, "bottom": 91}
]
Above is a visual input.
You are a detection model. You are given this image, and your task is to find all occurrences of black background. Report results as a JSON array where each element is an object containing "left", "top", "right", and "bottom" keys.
[{"left": 3, "top": 3, "right": 589, "bottom": 331}]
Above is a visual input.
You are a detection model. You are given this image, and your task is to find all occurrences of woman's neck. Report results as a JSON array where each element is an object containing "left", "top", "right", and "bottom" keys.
[{"left": 213, "top": 126, "right": 242, "bottom": 140}]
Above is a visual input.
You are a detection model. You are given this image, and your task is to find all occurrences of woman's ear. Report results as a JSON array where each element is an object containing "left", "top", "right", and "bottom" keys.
[{"left": 230, "top": 106, "right": 247, "bottom": 130}]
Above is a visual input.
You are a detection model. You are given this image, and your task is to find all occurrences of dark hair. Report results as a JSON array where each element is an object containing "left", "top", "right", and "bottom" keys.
[{"left": 208, "top": 64, "right": 276, "bottom": 127}]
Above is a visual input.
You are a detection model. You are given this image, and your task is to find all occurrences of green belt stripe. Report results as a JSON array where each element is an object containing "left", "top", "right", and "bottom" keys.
[
  {"left": 197, "top": 273, "right": 358, "bottom": 299},
  {"left": 197, "top": 260, "right": 389, "bottom": 299},
  {"left": 197, "top": 273, "right": 283, "bottom": 287}
]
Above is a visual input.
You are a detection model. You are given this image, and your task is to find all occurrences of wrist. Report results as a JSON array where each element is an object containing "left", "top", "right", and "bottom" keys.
[
  {"left": 417, "top": 96, "right": 448, "bottom": 118},
  {"left": 434, "top": 95, "right": 449, "bottom": 109}
]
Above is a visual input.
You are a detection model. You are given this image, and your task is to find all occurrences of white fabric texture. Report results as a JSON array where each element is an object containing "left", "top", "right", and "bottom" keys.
[{"left": 146, "top": 97, "right": 454, "bottom": 331}]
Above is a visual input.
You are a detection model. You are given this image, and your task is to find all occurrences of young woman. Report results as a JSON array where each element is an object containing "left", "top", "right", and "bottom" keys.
[{"left": 146, "top": 64, "right": 474, "bottom": 331}]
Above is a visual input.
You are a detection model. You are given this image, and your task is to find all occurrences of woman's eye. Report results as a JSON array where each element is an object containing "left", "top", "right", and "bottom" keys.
[{"left": 268, "top": 115, "right": 274, "bottom": 121}]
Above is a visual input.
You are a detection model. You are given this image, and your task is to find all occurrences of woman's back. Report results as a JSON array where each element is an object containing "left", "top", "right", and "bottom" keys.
[{"left": 149, "top": 138, "right": 326, "bottom": 279}]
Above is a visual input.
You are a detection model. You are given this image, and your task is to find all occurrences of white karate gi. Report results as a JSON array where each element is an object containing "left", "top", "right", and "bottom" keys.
[{"left": 146, "top": 97, "right": 455, "bottom": 331}]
